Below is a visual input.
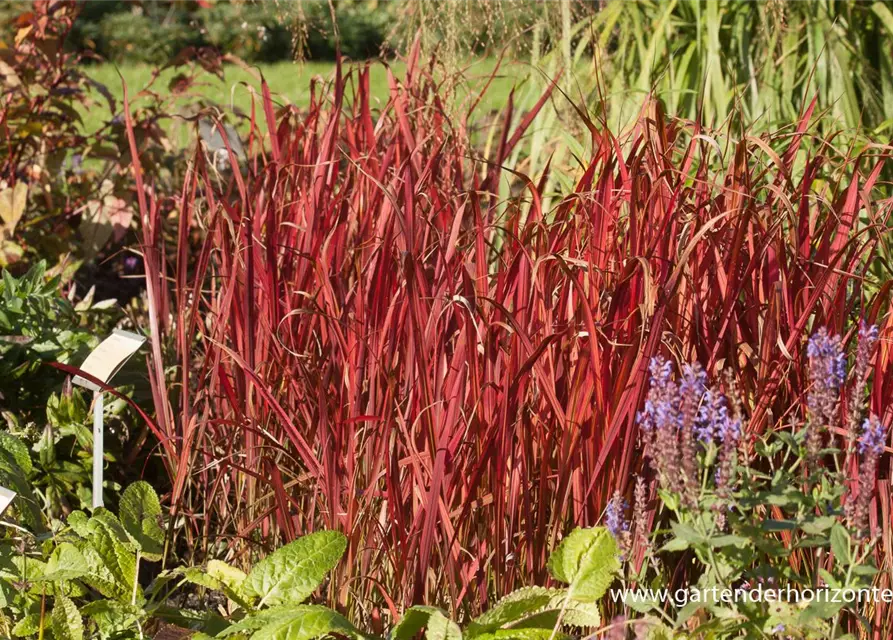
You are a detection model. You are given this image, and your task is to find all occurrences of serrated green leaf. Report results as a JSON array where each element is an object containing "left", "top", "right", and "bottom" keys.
[
  {"left": 0, "top": 431, "right": 31, "bottom": 474},
  {"left": 40, "top": 542, "right": 88, "bottom": 582},
  {"left": 208, "top": 559, "right": 247, "bottom": 591},
  {"left": 510, "top": 594, "right": 601, "bottom": 631},
  {"left": 543, "top": 592, "right": 601, "bottom": 628},
  {"left": 473, "top": 629, "right": 567, "bottom": 640},
  {"left": 51, "top": 595, "right": 84, "bottom": 640},
  {"left": 546, "top": 527, "right": 620, "bottom": 602},
  {"left": 180, "top": 563, "right": 251, "bottom": 609},
  {"left": 392, "top": 606, "right": 461, "bottom": 640},
  {"left": 468, "top": 587, "right": 556, "bottom": 636},
  {"left": 252, "top": 607, "right": 359, "bottom": 640},
  {"left": 81, "top": 600, "right": 143, "bottom": 637},
  {"left": 622, "top": 593, "right": 657, "bottom": 614},
  {"left": 11, "top": 612, "right": 40, "bottom": 636},
  {"left": 183, "top": 566, "right": 224, "bottom": 590},
  {"left": 761, "top": 519, "right": 797, "bottom": 532},
  {"left": 0, "top": 431, "right": 42, "bottom": 530},
  {"left": 851, "top": 564, "right": 879, "bottom": 577},
  {"left": 67, "top": 511, "right": 91, "bottom": 537},
  {"left": 78, "top": 532, "right": 134, "bottom": 601},
  {"left": 119, "top": 481, "right": 164, "bottom": 561},
  {"left": 218, "top": 604, "right": 358, "bottom": 639},
  {"left": 799, "top": 596, "right": 845, "bottom": 623},
  {"left": 242, "top": 531, "right": 346, "bottom": 607}
]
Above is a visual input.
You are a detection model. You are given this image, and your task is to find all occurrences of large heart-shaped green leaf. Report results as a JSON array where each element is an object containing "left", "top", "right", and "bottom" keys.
[
  {"left": 119, "top": 481, "right": 165, "bottom": 560},
  {"left": 546, "top": 527, "right": 620, "bottom": 603},
  {"left": 241, "top": 531, "right": 347, "bottom": 607}
]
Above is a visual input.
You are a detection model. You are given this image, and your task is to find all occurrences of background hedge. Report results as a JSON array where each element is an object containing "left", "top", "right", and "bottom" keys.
[{"left": 69, "top": 0, "right": 392, "bottom": 64}]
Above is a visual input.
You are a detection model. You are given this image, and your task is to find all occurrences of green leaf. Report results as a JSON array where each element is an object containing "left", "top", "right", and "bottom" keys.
[
  {"left": 67, "top": 511, "right": 91, "bottom": 537},
  {"left": 174, "top": 560, "right": 250, "bottom": 609},
  {"left": 851, "top": 564, "right": 879, "bottom": 578},
  {"left": 468, "top": 587, "right": 556, "bottom": 636},
  {"left": 670, "top": 522, "right": 707, "bottom": 546},
  {"left": 511, "top": 593, "right": 601, "bottom": 630},
  {"left": 546, "top": 527, "right": 620, "bottom": 602},
  {"left": 708, "top": 534, "right": 750, "bottom": 548},
  {"left": 799, "top": 597, "right": 845, "bottom": 623},
  {"left": 77, "top": 542, "right": 126, "bottom": 599},
  {"left": 183, "top": 566, "right": 225, "bottom": 590},
  {"left": 119, "top": 481, "right": 165, "bottom": 561},
  {"left": 40, "top": 542, "right": 88, "bottom": 582},
  {"left": 51, "top": 595, "right": 84, "bottom": 640},
  {"left": 208, "top": 559, "right": 247, "bottom": 591},
  {"left": 800, "top": 516, "right": 836, "bottom": 536},
  {"left": 473, "top": 630, "right": 568, "bottom": 640},
  {"left": 0, "top": 431, "right": 32, "bottom": 474},
  {"left": 0, "top": 431, "right": 43, "bottom": 530},
  {"left": 242, "top": 531, "right": 347, "bottom": 607},
  {"left": 81, "top": 600, "right": 143, "bottom": 637},
  {"left": 622, "top": 595, "right": 656, "bottom": 614},
  {"left": 219, "top": 605, "right": 359, "bottom": 640},
  {"left": 77, "top": 511, "right": 138, "bottom": 601},
  {"left": 252, "top": 607, "right": 360, "bottom": 640},
  {"left": 761, "top": 519, "right": 797, "bottom": 532},
  {"left": 392, "top": 606, "right": 461, "bottom": 640},
  {"left": 830, "top": 524, "right": 851, "bottom": 566},
  {"left": 659, "top": 538, "right": 690, "bottom": 553},
  {"left": 657, "top": 488, "right": 680, "bottom": 512},
  {"left": 11, "top": 613, "right": 40, "bottom": 636}
]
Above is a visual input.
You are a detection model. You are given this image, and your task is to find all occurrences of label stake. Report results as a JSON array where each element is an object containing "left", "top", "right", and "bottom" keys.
[
  {"left": 72, "top": 330, "right": 146, "bottom": 510},
  {"left": 92, "top": 391, "right": 104, "bottom": 509}
]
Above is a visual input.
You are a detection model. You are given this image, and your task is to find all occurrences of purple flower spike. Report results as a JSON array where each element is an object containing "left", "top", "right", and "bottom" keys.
[
  {"left": 642, "top": 357, "right": 683, "bottom": 491},
  {"left": 806, "top": 328, "right": 846, "bottom": 460},
  {"left": 697, "top": 389, "right": 732, "bottom": 444},
  {"left": 605, "top": 491, "right": 629, "bottom": 539},
  {"left": 848, "top": 322, "right": 880, "bottom": 446},
  {"left": 859, "top": 416, "right": 886, "bottom": 455},
  {"left": 679, "top": 363, "right": 707, "bottom": 507},
  {"left": 852, "top": 415, "right": 887, "bottom": 537},
  {"left": 605, "top": 491, "right": 632, "bottom": 555},
  {"left": 807, "top": 328, "right": 846, "bottom": 390},
  {"left": 859, "top": 322, "right": 880, "bottom": 345}
]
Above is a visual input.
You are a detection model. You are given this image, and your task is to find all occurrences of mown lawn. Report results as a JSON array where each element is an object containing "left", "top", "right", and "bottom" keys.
[{"left": 80, "top": 59, "right": 528, "bottom": 142}]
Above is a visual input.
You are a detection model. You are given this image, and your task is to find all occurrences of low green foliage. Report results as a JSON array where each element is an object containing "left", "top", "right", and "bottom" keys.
[
  {"left": 0, "top": 262, "right": 117, "bottom": 423},
  {"left": 0, "top": 441, "right": 623, "bottom": 639}
]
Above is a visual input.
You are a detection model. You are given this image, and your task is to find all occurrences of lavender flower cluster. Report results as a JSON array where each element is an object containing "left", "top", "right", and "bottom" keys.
[
  {"left": 622, "top": 326, "right": 886, "bottom": 549},
  {"left": 605, "top": 491, "right": 631, "bottom": 554},
  {"left": 636, "top": 356, "right": 741, "bottom": 509},
  {"left": 805, "top": 324, "right": 887, "bottom": 537},
  {"left": 847, "top": 323, "right": 880, "bottom": 452},
  {"left": 805, "top": 328, "right": 847, "bottom": 460}
]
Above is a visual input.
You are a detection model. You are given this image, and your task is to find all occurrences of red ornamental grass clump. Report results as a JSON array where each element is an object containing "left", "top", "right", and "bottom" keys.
[{"left": 128, "top": 49, "right": 893, "bottom": 622}]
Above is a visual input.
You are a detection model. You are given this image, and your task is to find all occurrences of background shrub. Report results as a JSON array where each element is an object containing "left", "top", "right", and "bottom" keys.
[
  {"left": 69, "top": 0, "right": 395, "bottom": 64},
  {"left": 94, "top": 11, "right": 200, "bottom": 65}
]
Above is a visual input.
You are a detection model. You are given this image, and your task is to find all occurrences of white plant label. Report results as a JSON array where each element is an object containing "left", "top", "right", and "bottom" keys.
[
  {"left": 72, "top": 329, "right": 146, "bottom": 508},
  {"left": 0, "top": 486, "right": 16, "bottom": 517},
  {"left": 72, "top": 329, "right": 146, "bottom": 391}
]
